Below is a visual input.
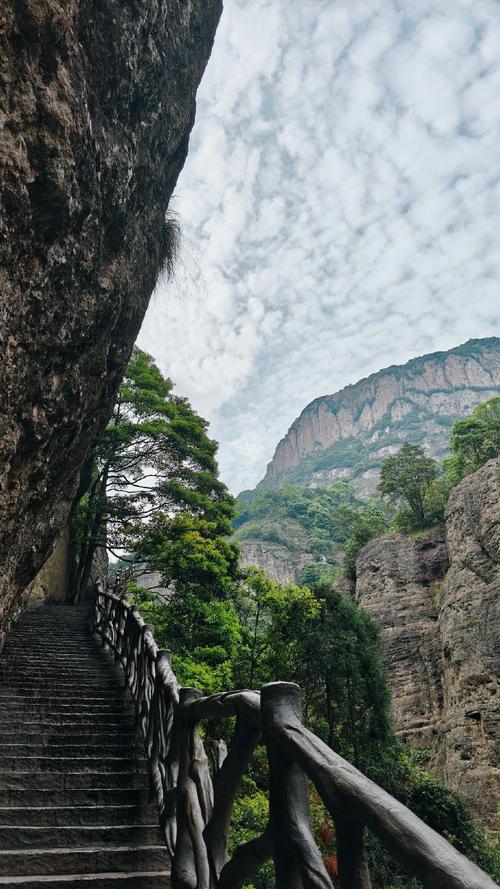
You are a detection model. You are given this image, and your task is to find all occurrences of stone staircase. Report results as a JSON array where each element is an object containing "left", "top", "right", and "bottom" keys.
[{"left": 0, "top": 605, "right": 170, "bottom": 887}]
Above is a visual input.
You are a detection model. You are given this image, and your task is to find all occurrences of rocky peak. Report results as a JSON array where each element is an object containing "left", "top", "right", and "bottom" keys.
[{"left": 258, "top": 338, "right": 500, "bottom": 495}]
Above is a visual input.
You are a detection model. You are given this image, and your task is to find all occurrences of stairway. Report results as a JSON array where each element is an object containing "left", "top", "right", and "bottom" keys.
[{"left": 0, "top": 604, "right": 170, "bottom": 888}]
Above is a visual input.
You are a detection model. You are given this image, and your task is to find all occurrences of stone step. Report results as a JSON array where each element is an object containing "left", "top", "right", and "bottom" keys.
[
  {"left": 0, "top": 824, "right": 162, "bottom": 848},
  {"left": 0, "top": 730, "right": 139, "bottom": 745},
  {"left": 0, "top": 662, "right": 107, "bottom": 673},
  {"left": 3, "top": 648, "right": 95, "bottom": 656},
  {"left": 0, "top": 695, "right": 132, "bottom": 708},
  {"left": 0, "top": 604, "right": 166, "bottom": 885},
  {"left": 5, "top": 633, "right": 91, "bottom": 640},
  {"left": 0, "top": 682, "right": 126, "bottom": 695},
  {"left": 0, "top": 744, "right": 142, "bottom": 758},
  {"left": 0, "top": 693, "right": 129, "bottom": 705},
  {"left": 0, "top": 676, "right": 123, "bottom": 688},
  {"left": 0, "top": 870, "right": 170, "bottom": 887},
  {"left": 0, "top": 771, "right": 149, "bottom": 790},
  {"left": 0, "top": 788, "right": 153, "bottom": 808},
  {"left": 0, "top": 757, "right": 146, "bottom": 773},
  {"left": 0, "top": 654, "right": 111, "bottom": 665},
  {"left": 0, "top": 665, "right": 116, "bottom": 676},
  {"left": 0, "top": 713, "right": 134, "bottom": 737},
  {"left": 4, "top": 639, "right": 96, "bottom": 650},
  {"left": 0, "top": 702, "right": 134, "bottom": 717},
  {"left": 0, "top": 803, "right": 158, "bottom": 827},
  {"left": 0, "top": 845, "right": 169, "bottom": 877}
]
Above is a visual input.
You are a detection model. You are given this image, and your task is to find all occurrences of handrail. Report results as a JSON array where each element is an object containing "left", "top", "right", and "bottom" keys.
[{"left": 91, "top": 578, "right": 499, "bottom": 889}]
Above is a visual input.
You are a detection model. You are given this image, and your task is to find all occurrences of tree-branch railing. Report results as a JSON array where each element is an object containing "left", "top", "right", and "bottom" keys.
[{"left": 91, "top": 578, "right": 498, "bottom": 889}]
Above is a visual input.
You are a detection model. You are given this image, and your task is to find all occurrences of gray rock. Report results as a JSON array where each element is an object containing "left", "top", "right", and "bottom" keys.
[
  {"left": 355, "top": 459, "right": 500, "bottom": 824},
  {"left": 0, "top": 0, "right": 222, "bottom": 648}
]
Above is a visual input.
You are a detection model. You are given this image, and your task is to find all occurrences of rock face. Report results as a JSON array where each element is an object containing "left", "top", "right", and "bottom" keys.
[
  {"left": 239, "top": 540, "right": 315, "bottom": 585},
  {"left": 356, "top": 459, "right": 500, "bottom": 823},
  {"left": 439, "top": 459, "right": 500, "bottom": 821},
  {"left": 258, "top": 338, "right": 500, "bottom": 493},
  {"left": 27, "top": 526, "right": 70, "bottom": 605},
  {"left": 356, "top": 531, "right": 448, "bottom": 752},
  {"left": 0, "top": 0, "right": 221, "bottom": 647}
]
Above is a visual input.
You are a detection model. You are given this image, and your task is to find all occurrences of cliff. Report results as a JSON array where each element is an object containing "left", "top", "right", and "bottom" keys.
[
  {"left": 355, "top": 459, "right": 500, "bottom": 824},
  {"left": 0, "top": 0, "right": 222, "bottom": 646},
  {"left": 259, "top": 338, "right": 500, "bottom": 495},
  {"left": 239, "top": 539, "right": 315, "bottom": 586}
]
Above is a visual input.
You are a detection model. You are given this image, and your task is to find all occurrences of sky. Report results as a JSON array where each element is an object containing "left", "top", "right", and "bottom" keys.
[{"left": 138, "top": 0, "right": 500, "bottom": 494}]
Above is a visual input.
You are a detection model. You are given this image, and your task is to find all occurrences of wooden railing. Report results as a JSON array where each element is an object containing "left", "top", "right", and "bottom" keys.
[{"left": 91, "top": 578, "right": 498, "bottom": 889}]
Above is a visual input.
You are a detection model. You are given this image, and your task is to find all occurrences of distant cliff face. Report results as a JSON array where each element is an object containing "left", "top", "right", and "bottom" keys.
[
  {"left": 0, "top": 0, "right": 221, "bottom": 646},
  {"left": 259, "top": 338, "right": 500, "bottom": 495},
  {"left": 239, "top": 539, "right": 315, "bottom": 586},
  {"left": 356, "top": 531, "right": 448, "bottom": 753},
  {"left": 356, "top": 459, "right": 500, "bottom": 825}
]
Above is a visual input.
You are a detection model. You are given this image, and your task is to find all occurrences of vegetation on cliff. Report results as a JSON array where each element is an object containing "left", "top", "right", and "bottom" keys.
[{"left": 236, "top": 396, "right": 500, "bottom": 586}]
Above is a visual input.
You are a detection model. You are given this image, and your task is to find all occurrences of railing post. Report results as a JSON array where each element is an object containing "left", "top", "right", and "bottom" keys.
[
  {"left": 335, "top": 818, "right": 371, "bottom": 889},
  {"left": 261, "top": 682, "right": 333, "bottom": 889},
  {"left": 172, "top": 687, "right": 213, "bottom": 889}
]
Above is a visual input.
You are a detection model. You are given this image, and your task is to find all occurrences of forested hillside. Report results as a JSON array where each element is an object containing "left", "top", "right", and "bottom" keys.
[{"left": 237, "top": 338, "right": 500, "bottom": 583}]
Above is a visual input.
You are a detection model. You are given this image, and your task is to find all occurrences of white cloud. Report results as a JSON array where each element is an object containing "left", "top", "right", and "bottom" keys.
[{"left": 138, "top": 0, "right": 500, "bottom": 493}]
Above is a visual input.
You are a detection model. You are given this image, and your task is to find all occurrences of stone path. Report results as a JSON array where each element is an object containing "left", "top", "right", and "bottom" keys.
[{"left": 0, "top": 605, "right": 170, "bottom": 887}]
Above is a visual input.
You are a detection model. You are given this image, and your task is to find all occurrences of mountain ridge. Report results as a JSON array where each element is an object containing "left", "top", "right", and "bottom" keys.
[{"left": 255, "top": 337, "right": 500, "bottom": 497}]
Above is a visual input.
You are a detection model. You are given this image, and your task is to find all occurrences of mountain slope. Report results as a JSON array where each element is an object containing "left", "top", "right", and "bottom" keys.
[
  {"left": 236, "top": 338, "right": 500, "bottom": 584},
  {"left": 257, "top": 337, "right": 500, "bottom": 497}
]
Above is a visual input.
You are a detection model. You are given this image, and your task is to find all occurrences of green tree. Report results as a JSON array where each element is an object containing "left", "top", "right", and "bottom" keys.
[
  {"left": 378, "top": 443, "right": 439, "bottom": 529},
  {"left": 343, "top": 500, "right": 391, "bottom": 580},
  {"left": 71, "top": 348, "right": 234, "bottom": 600},
  {"left": 234, "top": 574, "right": 391, "bottom": 769},
  {"left": 273, "top": 583, "right": 391, "bottom": 767},
  {"left": 448, "top": 396, "right": 500, "bottom": 481}
]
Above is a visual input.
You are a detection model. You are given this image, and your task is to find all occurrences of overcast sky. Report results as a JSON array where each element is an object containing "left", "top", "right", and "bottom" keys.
[{"left": 138, "top": 0, "right": 500, "bottom": 494}]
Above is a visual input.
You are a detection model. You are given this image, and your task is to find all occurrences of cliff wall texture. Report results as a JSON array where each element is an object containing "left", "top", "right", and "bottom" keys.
[
  {"left": 259, "top": 338, "right": 500, "bottom": 494},
  {"left": 239, "top": 539, "right": 315, "bottom": 586},
  {"left": 0, "top": 0, "right": 222, "bottom": 647},
  {"left": 356, "top": 459, "right": 500, "bottom": 824},
  {"left": 356, "top": 531, "right": 448, "bottom": 753}
]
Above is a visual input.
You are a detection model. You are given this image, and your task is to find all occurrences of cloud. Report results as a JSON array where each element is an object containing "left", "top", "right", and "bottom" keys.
[{"left": 138, "top": 0, "right": 500, "bottom": 493}]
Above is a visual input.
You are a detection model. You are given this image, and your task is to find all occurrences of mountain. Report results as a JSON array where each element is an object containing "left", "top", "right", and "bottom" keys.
[
  {"left": 236, "top": 338, "right": 500, "bottom": 583},
  {"left": 257, "top": 337, "right": 500, "bottom": 497}
]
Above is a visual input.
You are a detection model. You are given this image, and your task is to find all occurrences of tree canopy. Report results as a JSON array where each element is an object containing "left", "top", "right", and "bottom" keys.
[
  {"left": 378, "top": 442, "right": 439, "bottom": 528},
  {"left": 446, "top": 396, "right": 500, "bottom": 482},
  {"left": 70, "top": 348, "right": 235, "bottom": 600}
]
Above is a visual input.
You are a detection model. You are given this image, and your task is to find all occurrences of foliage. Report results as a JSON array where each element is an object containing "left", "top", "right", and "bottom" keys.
[
  {"left": 276, "top": 583, "right": 392, "bottom": 767},
  {"left": 70, "top": 348, "right": 235, "bottom": 600},
  {"left": 228, "top": 791, "right": 274, "bottom": 889},
  {"left": 343, "top": 499, "right": 391, "bottom": 579},
  {"left": 137, "top": 513, "right": 239, "bottom": 599},
  {"left": 235, "top": 480, "right": 390, "bottom": 581},
  {"left": 378, "top": 442, "right": 441, "bottom": 530},
  {"left": 230, "top": 571, "right": 392, "bottom": 768},
  {"left": 235, "top": 481, "right": 363, "bottom": 556},
  {"left": 447, "top": 397, "right": 500, "bottom": 482},
  {"left": 366, "top": 750, "right": 500, "bottom": 886}
]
